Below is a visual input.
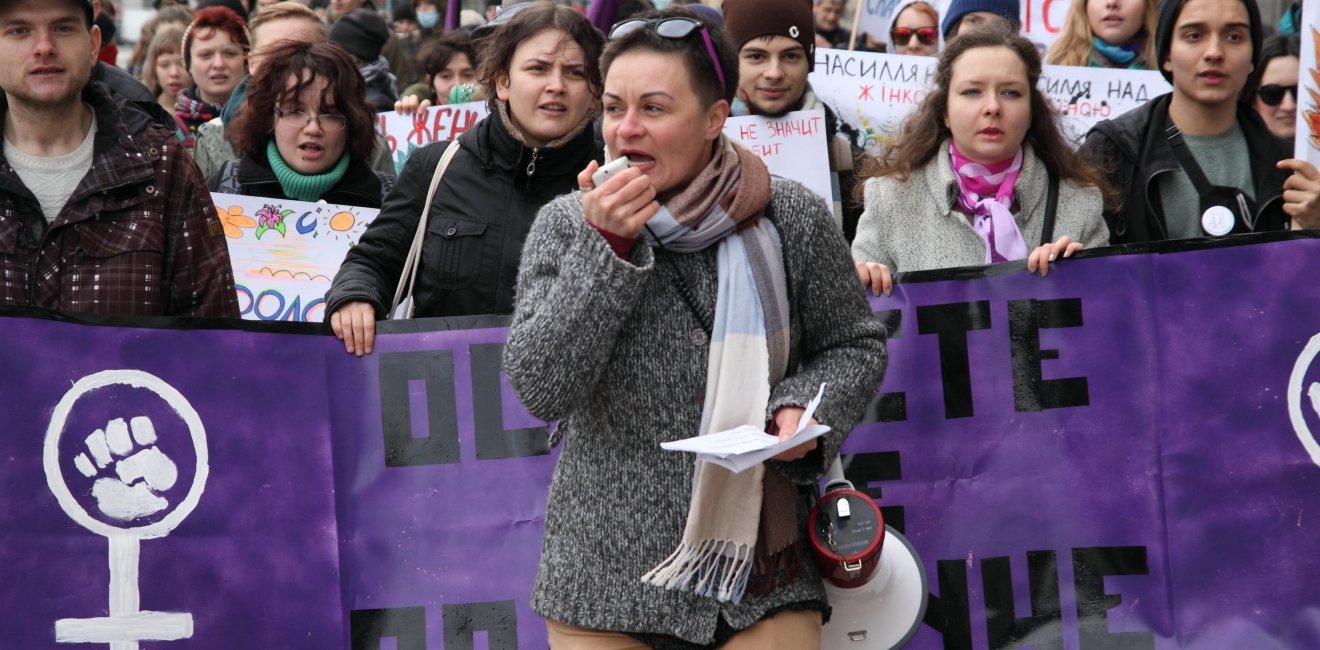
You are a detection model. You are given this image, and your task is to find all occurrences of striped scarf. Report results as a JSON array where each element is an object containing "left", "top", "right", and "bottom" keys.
[{"left": 640, "top": 136, "right": 796, "bottom": 603}]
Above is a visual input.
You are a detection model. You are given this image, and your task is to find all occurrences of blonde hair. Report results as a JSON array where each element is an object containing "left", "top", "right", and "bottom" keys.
[
  {"left": 142, "top": 24, "right": 187, "bottom": 96},
  {"left": 1045, "top": 0, "right": 1156, "bottom": 68}
]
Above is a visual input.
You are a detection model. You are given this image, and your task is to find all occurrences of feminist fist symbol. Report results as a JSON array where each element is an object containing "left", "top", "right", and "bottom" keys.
[{"left": 73, "top": 417, "right": 179, "bottom": 521}]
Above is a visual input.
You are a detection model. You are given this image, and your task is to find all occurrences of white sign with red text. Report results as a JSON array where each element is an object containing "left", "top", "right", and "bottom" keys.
[{"left": 724, "top": 109, "right": 833, "bottom": 207}]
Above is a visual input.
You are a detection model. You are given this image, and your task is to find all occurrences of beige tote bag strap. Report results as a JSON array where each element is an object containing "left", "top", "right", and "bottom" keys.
[{"left": 390, "top": 141, "right": 461, "bottom": 319}]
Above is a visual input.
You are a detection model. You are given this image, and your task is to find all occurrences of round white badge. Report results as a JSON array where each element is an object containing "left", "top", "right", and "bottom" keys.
[
  {"left": 789, "top": 25, "right": 800, "bottom": 38},
  {"left": 1201, "top": 205, "right": 1235, "bottom": 236}
]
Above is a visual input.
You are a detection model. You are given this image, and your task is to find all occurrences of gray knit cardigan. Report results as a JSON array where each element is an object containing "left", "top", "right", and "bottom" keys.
[
  {"left": 851, "top": 141, "right": 1110, "bottom": 273},
  {"left": 504, "top": 178, "right": 888, "bottom": 645}
]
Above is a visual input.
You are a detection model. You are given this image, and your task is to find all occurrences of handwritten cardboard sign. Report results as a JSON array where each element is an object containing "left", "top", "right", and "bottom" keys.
[{"left": 723, "top": 109, "right": 833, "bottom": 206}]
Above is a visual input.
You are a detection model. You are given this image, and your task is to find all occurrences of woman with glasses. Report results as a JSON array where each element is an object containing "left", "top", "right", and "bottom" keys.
[
  {"left": 885, "top": 0, "right": 942, "bottom": 56},
  {"left": 1046, "top": 0, "right": 1155, "bottom": 69},
  {"left": 504, "top": 8, "right": 886, "bottom": 648},
  {"left": 326, "top": 2, "right": 605, "bottom": 356},
  {"left": 1246, "top": 35, "right": 1302, "bottom": 142},
  {"left": 209, "top": 41, "right": 393, "bottom": 207},
  {"left": 853, "top": 27, "right": 1113, "bottom": 296}
]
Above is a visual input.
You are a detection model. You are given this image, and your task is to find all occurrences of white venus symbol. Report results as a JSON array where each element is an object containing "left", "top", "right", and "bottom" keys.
[{"left": 43, "top": 370, "right": 210, "bottom": 650}]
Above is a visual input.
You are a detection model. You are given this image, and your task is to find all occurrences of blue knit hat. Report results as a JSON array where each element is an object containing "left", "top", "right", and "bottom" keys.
[{"left": 940, "top": 0, "right": 1020, "bottom": 39}]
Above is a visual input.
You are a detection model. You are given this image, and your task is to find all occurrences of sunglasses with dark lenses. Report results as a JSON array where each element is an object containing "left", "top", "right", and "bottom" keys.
[
  {"left": 1257, "top": 84, "right": 1298, "bottom": 107},
  {"left": 891, "top": 26, "right": 938, "bottom": 46},
  {"left": 608, "top": 17, "right": 727, "bottom": 90}
]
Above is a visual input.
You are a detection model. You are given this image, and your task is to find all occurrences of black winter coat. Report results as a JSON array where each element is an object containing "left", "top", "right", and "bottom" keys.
[
  {"left": 208, "top": 153, "right": 395, "bottom": 208},
  {"left": 325, "top": 111, "right": 603, "bottom": 320},
  {"left": 1082, "top": 93, "right": 1291, "bottom": 245}
]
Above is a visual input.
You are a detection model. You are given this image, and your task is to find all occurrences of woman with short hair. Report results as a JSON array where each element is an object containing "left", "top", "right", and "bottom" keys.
[
  {"left": 503, "top": 8, "right": 887, "bottom": 648},
  {"left": 209, "top": 40, "right": 393, "bottom": 207}
]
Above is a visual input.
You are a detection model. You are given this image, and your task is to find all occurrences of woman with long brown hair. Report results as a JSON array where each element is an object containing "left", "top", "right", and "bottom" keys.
[{"left": 852, "top": 26, "right": 1113, "bottom": 295}]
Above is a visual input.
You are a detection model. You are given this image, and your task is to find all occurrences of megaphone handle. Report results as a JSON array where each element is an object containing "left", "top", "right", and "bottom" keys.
[{"left": 823, "top": 456, "right": 853, "bottom": 493}]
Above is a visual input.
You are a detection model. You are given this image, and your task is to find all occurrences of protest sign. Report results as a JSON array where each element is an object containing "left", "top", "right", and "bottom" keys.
[
  {"left": 724, "top": 109, "right": 833, "bottom": 205},
  {"left": 1299, "top": 15, "right": 1319, "bottom": 163},
  {"left": 853, "top": 0, "right": 1065, "bottom": 56},
  {"left": 808, "top": 47, "right": 1170, "bottom": 151},
  {"left": 214, "top": 193, "right": 379, "bottom": 322},
  {"left": 4, "top": 235, "right": 1320, "bottom": 648},
  {"left": 375, "top": 102, "right": 489, "bottom": 173}
]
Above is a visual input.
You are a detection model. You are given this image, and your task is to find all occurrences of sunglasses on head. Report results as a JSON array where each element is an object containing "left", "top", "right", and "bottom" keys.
[
  {"left": 891, "top": 26, "right": 938, "bottom": 46},
  {"left": 1257, "top": 84, "right": 1297, "bottom": 107},
  {"left": 608, "top": 17, "right": 727, "bottom": 90}
]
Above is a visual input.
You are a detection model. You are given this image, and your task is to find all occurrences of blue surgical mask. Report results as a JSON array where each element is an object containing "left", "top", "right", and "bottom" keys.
[{"left": 417, "top": 10, "right": 440, "bottom": 29}]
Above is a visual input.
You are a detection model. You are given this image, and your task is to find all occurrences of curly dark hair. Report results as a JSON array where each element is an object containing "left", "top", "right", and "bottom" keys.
[
  {"left": 855, "top": 25, "right": 1117, "bottom": 210},
  {"left": 416, "top": 30, "right": 476, "bottom": 78},
  {"left": 600, "top": 6, "right": 739, "bottom": 107},
  {"left": 475, "top": 1, "right": 605, "bottom": 113},
  {"left": 227, "top": 40, "right": 377, "bottom": 165}
]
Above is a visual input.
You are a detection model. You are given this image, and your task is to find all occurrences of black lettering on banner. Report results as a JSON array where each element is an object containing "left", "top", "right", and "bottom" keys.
[
  {"left": 863, "top": 310, "right": 907, "bottom": 423},
  {"left": 443, "top": 600, "right": 519, "bottom": 649},
  {"left": 1073, "top": 546, "right": 1155, "bottom": 650},
  {"left": 982, "top": 552, "right": 1064, "bottom": 650},
  {"left": 351, "top": 606, "right": 426, "bottom": 650},
  {"left": 916, "top": 301, "right": 992, "bottom": 419},
  {"left": 469, "top": 343, "right": 549, "bottom": 460},
  {"left": 378, "top": 351, "right": 460, "bottom": 467},
  {"left": 840, "top": 451, "right": 905, "bottom": 533},
  {"left": 1009, "top": 299, "right": 1090, "bottom": 412},
  {"left": 922, "top": 559, "right": 974, "bottom": 650}
]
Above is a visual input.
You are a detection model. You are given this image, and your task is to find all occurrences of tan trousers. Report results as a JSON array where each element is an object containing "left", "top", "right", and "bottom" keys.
[{"left": 546, "top": 609, "right": 822, "bottom": 649}]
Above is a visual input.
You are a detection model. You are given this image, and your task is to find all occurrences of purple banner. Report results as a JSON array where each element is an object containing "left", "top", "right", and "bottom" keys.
[
  {"left": 0, "top": 320, "right": 344, "bottom": 648},
  {"left": 3, "top": 234, "right": 1318, "bottom": 649}
]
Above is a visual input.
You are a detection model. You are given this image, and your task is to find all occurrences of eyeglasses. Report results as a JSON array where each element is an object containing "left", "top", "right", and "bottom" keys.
[
  {"left": 891, "top": 26, "right": 937, "bottom": 47},
  {"left": 608, "top": 17, "right": 726, "bottom": 91},
  {"left": 275, "top": 108, "right": 347, "bottom": 131},
  {"left": 1257, "top": 84, "right": 1297, "bottom": 107}
]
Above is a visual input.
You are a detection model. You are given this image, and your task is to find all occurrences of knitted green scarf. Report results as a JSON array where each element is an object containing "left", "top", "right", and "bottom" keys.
[{"left": 266, "top": 141, "right": 349, "bottom": 202}]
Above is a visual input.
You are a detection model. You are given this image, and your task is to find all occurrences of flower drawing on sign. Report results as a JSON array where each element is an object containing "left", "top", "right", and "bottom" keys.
[
  {"left": 255, "top": 204, "right": 293, "bottom": 240},
  {"left": 216, "top": 205, "right": 257, "bottom": 238}
]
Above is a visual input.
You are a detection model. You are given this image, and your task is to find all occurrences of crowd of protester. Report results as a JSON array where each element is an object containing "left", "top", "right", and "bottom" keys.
[{"left": 0, "top": 0, "right": 1316, "bottom": 644}]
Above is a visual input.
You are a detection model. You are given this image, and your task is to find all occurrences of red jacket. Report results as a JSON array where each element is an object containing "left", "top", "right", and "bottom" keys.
[{"left": 0, "top": 82, "right": 238, "bottom": 318}]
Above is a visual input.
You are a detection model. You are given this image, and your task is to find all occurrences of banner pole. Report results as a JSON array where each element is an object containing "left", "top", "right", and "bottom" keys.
[{"left": 848, "top": 0, "right": 863, "bottom": 50}]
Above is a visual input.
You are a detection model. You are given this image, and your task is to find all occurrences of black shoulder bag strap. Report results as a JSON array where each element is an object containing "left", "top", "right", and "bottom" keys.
[
  {"left": 1163, "top": 118, "right": 1255, "bottom": 235},
  {"left": 1040, "top": 168, "right": 1059, "bottom": 247}
]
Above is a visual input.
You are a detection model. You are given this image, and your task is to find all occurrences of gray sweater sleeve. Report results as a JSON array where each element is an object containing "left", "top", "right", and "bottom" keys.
[
  {"left": 766, "top": 180, "right": 888, "bottom": 484},
  {"left": 850, "top": 176, "right": 898, "bottom": 269},
  {"left": 503, "top": 194, "right": 656, "bottom": 422}
]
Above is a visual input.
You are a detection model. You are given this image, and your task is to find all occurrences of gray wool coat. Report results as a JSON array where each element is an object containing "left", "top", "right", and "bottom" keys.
[
  {"left": 504, "top": 179, "right": 888, "bottom": 645},
  {"left": 851, "top": 141, "right": 1109, "bottom": 273}
]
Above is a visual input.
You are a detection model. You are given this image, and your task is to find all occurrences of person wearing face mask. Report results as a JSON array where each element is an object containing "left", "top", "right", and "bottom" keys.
[
  {"left": 394, "top": 0, "right": 441, "bottom": 81},
  {"left": 327, "top": 2, "right": 606, "bottom": 356},
  {"left": 1047, "top": 0, "right": 1156, "bottom": 69}
]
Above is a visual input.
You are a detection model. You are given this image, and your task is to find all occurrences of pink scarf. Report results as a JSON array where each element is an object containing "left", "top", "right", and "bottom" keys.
[{"left": 948, "top": 143, "right": 1027, "bottom": 264}]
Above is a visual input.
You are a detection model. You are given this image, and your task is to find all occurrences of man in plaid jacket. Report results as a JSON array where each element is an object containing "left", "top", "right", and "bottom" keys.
[{"left": 0, "top": 0, "right": 238, "bottom": 318}]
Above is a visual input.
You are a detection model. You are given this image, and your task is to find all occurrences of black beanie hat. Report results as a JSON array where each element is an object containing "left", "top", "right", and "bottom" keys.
[
  {"left": 330, "top": 8, "right": 390, "bottom": 62},
  {"left": 1155, "top": 0, "right": 1262, "bottom": 83},
  {"left": 723, "top": 0, "right": 815, "bottom": 71}
]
